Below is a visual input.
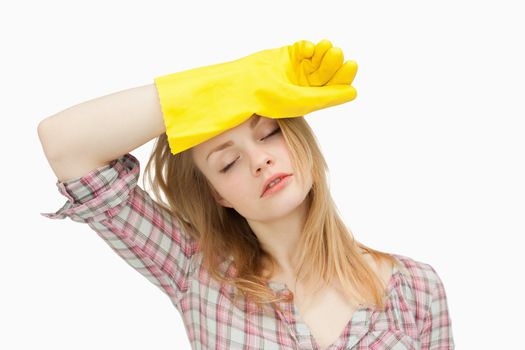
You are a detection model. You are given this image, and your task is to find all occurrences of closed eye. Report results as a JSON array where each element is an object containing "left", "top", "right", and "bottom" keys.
[
  {"left": 219, "top": 127, "right": 282, "bottom": 173},
  {"left": 262, "top": 126, "right": 281, "bottom": 140}
]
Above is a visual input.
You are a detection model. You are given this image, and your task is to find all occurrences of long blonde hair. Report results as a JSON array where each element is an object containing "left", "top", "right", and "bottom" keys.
[{"left": 143, "top": 114, "right": 401, "bottom": 315}]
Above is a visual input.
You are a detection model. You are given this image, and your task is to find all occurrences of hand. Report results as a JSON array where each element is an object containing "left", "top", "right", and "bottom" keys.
[
  {"left": 288, "top": 39, "right": 358, "bottom": 87},
  {"left": 236, "top": 38, "right": 358, "bottom": 118}
]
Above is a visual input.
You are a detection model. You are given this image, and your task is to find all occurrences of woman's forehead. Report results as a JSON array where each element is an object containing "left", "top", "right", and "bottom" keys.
[
  {"left": 192, "top": 114, "right": 275, "bottom": 160},
  {"left": 202, "top": 115, "right": 270, "bottom": 147}
]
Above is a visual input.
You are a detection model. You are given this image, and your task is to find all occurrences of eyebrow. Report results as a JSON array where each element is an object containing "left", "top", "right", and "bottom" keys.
[{"left": 206, "top": 115, "right": 263, "bottom": 162}]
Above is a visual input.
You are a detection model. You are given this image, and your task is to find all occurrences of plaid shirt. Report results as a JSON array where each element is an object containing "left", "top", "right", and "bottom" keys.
[{"left": 41, "top": 153, "right": 454, "bottom": 350}]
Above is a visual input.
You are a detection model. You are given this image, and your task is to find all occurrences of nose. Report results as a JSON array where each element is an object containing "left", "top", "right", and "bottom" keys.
[{"left": 256, "top": 157, "right": 273, "bottom": 175}]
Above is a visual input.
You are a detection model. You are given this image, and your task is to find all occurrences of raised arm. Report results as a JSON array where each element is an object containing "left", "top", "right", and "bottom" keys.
[
  {"left": 38, "top": 83, "right": 199, "bottom": 306},
  {"left": 37, "top": 83, "right": 165, "bottom": 182}
]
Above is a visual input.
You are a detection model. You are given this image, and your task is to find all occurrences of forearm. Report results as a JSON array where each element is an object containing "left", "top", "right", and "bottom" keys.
[{"left": 38, "top": 83, "right": 165, "bottom": 163}]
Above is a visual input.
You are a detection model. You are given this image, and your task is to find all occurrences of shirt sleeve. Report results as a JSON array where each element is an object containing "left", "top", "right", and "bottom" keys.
[
  {"left": 40, "top": 153, "right": 199, "bottom": 306},
  {"left": 419, "top": 265, "right": 455, "bottom": 349}
]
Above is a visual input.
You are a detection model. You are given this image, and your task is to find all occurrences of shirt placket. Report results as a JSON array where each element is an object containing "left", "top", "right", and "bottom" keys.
[{"left": 274, "top": 287, "right": 317, "bottom": 349}]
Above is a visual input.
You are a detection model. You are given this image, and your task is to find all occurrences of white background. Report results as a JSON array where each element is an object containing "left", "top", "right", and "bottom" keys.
[{"left": 1, "top": 0, "right": 523, "bottom": 349}]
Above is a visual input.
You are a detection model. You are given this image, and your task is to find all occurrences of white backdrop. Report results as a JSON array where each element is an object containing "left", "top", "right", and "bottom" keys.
[{"left": 1, "top": 0, "right": 524, "bottom": 349}]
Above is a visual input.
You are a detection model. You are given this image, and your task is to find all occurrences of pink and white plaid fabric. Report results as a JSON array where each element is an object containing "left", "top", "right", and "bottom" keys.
[{"left": 41, "top": 153, "right": 455, "bottom": 349}]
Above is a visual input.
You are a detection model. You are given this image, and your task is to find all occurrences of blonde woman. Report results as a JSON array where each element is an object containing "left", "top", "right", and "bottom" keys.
[{"left": 38, "top": 40, "right": 454, "bottom": 349}]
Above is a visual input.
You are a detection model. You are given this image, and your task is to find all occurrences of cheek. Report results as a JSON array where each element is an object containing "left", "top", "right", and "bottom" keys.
[
  {"left": 227, "top": 178, "right": 259, "bottom": 205},
  {"left": 212, "top": 176, "right": 249, "bottom": 200}
]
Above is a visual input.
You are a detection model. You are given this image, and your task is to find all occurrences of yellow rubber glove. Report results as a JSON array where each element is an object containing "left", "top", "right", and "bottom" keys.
[{"left": 154, "top": 39, "right": 358, "bottom": 155}]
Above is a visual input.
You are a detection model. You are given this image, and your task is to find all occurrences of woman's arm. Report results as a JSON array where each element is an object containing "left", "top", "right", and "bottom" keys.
[
  {"left": 40, "top": 153, "right": 199, "bottom": 306},
  {"left": 419, "top": 266, "right": 455, "bottom": 349},
  {"left": 37, "top": 83, "right": 165, "bottom": 182}
]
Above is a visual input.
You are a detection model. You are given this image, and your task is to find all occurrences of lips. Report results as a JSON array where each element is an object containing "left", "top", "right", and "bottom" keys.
[{"left": 261, "top": 173, "right": 292, "bottom": 197}]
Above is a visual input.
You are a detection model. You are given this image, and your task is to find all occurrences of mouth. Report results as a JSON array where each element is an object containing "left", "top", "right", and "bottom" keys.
[{"left": 261, "top": 173, "right": 293, "bottom": 197}]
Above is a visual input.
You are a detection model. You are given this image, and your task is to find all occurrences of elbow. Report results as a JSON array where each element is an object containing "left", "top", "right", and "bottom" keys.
[{"left": 38, "top": 117, "right": 62, "bottom": 161}]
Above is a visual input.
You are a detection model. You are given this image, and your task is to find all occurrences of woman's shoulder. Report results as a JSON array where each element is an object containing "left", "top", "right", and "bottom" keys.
[
  {"left": 387, "top": 252, "right": 453, "bottom": 338},
  {"left": 390, "top": 252, "right": 444, "bottom": 287},
  {"left": 387, "top": 252, "right": 449, "bottom": 317}
]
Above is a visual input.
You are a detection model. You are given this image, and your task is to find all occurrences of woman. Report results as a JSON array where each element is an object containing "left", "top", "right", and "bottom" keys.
[{"left": 39, "top": 40, "right": 454, "bottom": 349}]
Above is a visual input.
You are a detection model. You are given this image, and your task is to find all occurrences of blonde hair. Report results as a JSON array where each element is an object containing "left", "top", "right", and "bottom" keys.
[{"left": 143, "top": 114, "right": 402, "bottom": 315}]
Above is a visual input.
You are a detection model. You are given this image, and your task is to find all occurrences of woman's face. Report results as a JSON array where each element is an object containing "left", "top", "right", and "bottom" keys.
[{"left": 191, "top": 115, "right": 313, "bottom": 221}]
